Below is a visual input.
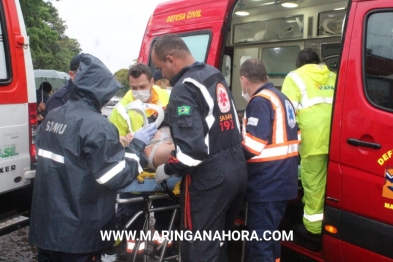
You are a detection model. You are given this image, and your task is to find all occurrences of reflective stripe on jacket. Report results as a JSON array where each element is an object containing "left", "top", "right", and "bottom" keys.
[
  {"left": 109, "top": 85, "right": 169, "bottom": 135},
  {"left": 242, "top": 82, "right": 300, "bottom": 202},
  {"left": 281, "top": 64, "right": 336, "bottom": 157},
  {"left": 242, "top": 89, "right": 301, "bottom": 162},
  {"left": 164, "top": 62, "right": 243, "bottom": 176},
  {"left": 29, "top": 55, "right": 148, "bottom": 253}
]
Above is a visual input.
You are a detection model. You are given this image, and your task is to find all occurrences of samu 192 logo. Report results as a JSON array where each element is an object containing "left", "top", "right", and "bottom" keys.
[{"left": 0, "top": 146, "right": 19, "bottom": 158}]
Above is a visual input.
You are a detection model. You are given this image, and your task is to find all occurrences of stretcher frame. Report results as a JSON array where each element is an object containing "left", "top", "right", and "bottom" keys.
[{"left": 117, "top": 193, "right": 181, "bottom": 262}]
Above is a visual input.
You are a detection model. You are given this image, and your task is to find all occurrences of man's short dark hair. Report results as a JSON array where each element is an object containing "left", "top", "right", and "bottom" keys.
[
  {"left": 153, "top": 70, "right": 164, "bottom": 82},
  {"left": 239, "top": 58, "right": 268, "bottom": 83},
  {"left": 39, "top": 81, "right": 53, "bottom": 93},
  {"left": 70, "top": 54, "right": 83, "bottom": 71},
  {"left": 296, "top": 48, "right": 321, "bottom": 68},
  {"left": 128, "top": 63, "right": 153, "bottom": 81},
  {"left": 152, "top": 34, "right": 191, "bottom": 61}
]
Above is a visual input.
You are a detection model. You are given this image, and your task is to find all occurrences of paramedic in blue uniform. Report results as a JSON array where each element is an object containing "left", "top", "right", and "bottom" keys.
[
  {"left": 239, "top": 58, "right": 300, "bottom": 262},
  {"left": 151, "top": 34, "right": 248, "bottom": 262},
  {"left": 29, "top": 53, "right": 157, "bottom": 262}
]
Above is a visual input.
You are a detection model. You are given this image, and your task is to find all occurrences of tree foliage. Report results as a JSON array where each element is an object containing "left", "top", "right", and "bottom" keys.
[
  {"left": 113, "top": 59, "right": 139, "bottom": 97},
  {"left": 114, "top": 68, "right": 129, "bottom": 97},
  {"left": 19, "top": 0, "right": 81, "bottom": 72}
]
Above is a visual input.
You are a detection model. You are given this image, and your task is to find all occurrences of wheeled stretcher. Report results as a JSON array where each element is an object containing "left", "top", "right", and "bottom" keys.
[
  {"left": 120, "top": 174, "right": 181, "bottom": 194},
  {"left": 116, "top": 193, "right": 181, "bottom": 262},
  {"left": 115, "top": 100, "right": 181, "bottom": 261}
]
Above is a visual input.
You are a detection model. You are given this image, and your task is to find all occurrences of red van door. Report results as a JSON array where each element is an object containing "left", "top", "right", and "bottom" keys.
[{"left": 327, "top": 0, "right": 393, "bottom": 261}]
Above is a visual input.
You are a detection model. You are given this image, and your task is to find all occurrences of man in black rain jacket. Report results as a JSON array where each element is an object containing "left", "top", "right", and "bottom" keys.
[
  {"left": 29, "top": 54, "right": 157, "bottom": 261},
  {"left": 151, "top": 34, "right": 247, "bottom": 262}
]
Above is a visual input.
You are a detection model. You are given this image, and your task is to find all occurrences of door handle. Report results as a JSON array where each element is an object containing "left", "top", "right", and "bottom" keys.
[{"left": 347, "top": 138, "right": 381, "bottom": 149}]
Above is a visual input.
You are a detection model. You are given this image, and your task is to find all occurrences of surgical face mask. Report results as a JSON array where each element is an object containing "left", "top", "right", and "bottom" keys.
[
  {"left": 132, "top": 88, "right": 151, "bottom": 102},
  {"left": 241, "top": 84, "right": 250, "bottom": 102}
]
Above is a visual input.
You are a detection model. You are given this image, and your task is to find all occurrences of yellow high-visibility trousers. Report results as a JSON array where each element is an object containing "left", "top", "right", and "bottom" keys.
[{"left": 300, "top": 154, "right": 328, "bottom": 234}]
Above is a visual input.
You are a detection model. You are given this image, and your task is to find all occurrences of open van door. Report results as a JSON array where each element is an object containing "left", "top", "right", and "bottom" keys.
[
  {"left": 138, "top": 0, "right": 235, "bottom": 77},
  {"left": 327, "top": 0, "right": 393, "bottom": 261}
]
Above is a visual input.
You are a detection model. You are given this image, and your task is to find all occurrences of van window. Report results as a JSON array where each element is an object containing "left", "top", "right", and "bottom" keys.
[
  {"left": 261, "top": 46, "right": 300, "bottom": 78},
  {"left": 149, "top": 32, "right": 210, "bottom": 74},
  {"left": 0, "top": 9, "right": 9, "bottom": 81},
  {"left": 365, "top": 12, "right": 393, "bottom": 111},
  {"left": 321, "top": 43, "right": 341, "bottom": 72},
  {"left": 181, "top": 34, "right": 210, "bottom": 63}
]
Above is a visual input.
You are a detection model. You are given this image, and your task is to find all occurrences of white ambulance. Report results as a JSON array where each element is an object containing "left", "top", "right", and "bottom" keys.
[{"left": 0, "top": 0, "right": 37, "bottom": 233}]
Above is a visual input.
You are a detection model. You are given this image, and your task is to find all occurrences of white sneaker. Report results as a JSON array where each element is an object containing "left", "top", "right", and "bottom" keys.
[{"left": 101, "top": 254, "right": 117, "bottom": 262}]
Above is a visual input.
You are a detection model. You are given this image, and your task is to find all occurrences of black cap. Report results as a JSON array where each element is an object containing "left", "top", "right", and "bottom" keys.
[
  {"left": 70, "top": 54, "right": 83, "bottom": 71},
  {"left": 153, "top": 70, "right": 163, "bottom": 81}
]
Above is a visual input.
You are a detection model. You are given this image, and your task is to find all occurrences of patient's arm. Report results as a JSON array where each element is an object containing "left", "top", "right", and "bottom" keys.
[
  {"left": 144, "top": 127, "right": 174, "bottom": 170},
  {"left": 145, "top": 141, "right": 174, "bottom": 169}
]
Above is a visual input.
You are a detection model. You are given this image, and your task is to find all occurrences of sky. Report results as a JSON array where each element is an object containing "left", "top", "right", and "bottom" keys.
[{"left": 51, "top": 0, "right": 169, "bottom": 73}]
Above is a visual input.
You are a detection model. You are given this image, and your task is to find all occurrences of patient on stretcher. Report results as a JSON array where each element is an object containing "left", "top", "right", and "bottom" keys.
[
  {"left": 116, "top": 127, "right": 180, "bottom": 257},
  {"left": 120, "top": 126, "right": 181, "bottom": 193},
  {"left": 145, "top": 126, "right": 173, "bottom": 170}
]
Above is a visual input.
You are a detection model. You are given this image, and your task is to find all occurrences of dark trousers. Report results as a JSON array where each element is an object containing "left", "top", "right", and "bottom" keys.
[
  {"left": 153, "top": 198, "right": 178, "bottom": 231},
  {"left": 37, "top": 248, "right": 52, "bottom": 262},
  {"left": 180, "top": 151, "right": 248, "bottom": 262},
  {"left": 38, "top": 248, "right": 101, "bottom": 262},
  {"left": 245, "top": 201, "right": 288, "bottom": 262}
]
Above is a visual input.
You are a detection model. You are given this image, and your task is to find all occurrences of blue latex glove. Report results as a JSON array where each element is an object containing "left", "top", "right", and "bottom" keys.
[
  {"left": 133, "top": 123, "right": 157, "bottom": 145},
  {"left": 155, "top": 164, "right": 172, "bottom": 184}
]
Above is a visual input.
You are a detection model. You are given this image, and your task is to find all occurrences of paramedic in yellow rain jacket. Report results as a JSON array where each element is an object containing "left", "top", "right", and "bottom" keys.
[
  {"left": 281, "top": 48, "right": 336, "bottom": 235},
  {"left": 109, "top": 63, "right": 169, "bottom": 145}
]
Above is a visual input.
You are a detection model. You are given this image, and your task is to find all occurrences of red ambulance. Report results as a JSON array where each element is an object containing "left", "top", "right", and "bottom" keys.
[{"left": 138, "top": 0, "right": 393, "bottom": 261}]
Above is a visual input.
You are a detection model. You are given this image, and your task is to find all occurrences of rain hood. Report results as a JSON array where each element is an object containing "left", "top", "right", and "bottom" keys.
[
  {"left": 297, "top": 64, "right": 332, "bottom": 85},
  {"left": 71, "top": 53, "right": 122, "bottom": 111}
]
